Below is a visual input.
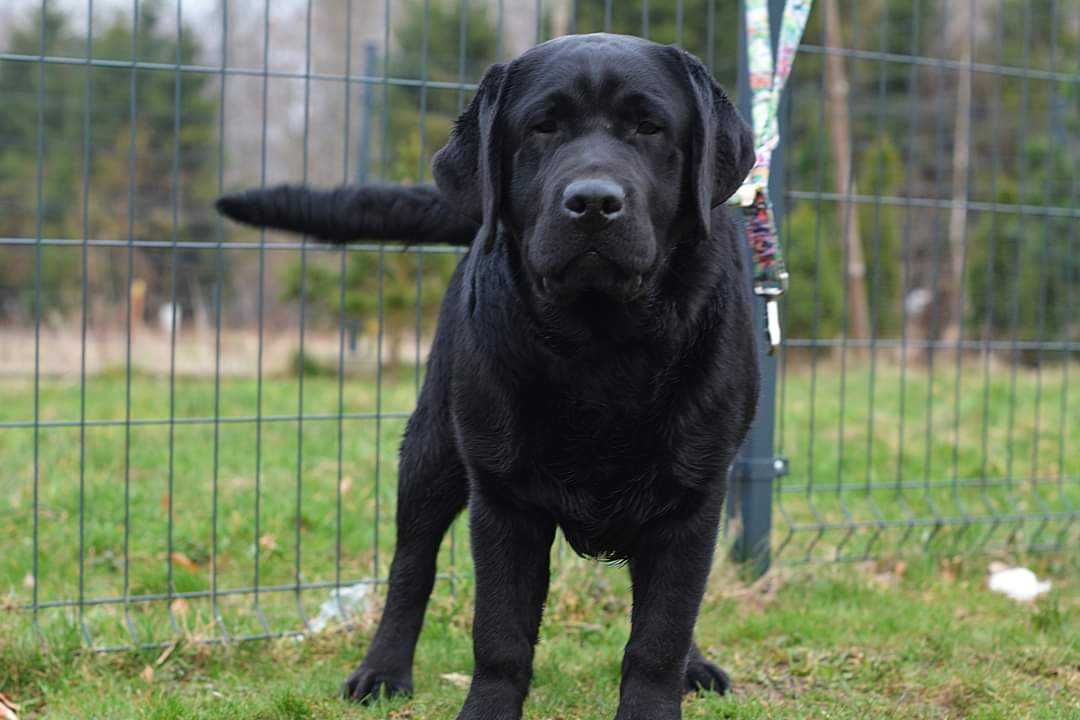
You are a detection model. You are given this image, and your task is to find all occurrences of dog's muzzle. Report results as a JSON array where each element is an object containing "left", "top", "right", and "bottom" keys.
[{"left": 541, "top": 250, "right": 644, "bottom": 301}]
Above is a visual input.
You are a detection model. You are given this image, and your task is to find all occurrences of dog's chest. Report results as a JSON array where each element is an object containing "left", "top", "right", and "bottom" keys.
[
  {"left": 512, "top": 380, "right": 713, "bottom": 549},
  {"left": 454, "top": 337, "right": 743, "bottom": 557},
  {"left": 522, "top": 361, "right": 662, "bottom": 454}
]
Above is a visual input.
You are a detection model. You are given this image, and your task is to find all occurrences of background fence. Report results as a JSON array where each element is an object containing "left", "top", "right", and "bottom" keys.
[{"left": 0, "top": 0, "right": 1076, "bottom": 651}]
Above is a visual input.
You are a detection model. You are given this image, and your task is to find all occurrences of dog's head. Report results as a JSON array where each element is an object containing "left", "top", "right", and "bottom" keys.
[{"left": 433, "top": 33, "right": 753, "bottom": 305}]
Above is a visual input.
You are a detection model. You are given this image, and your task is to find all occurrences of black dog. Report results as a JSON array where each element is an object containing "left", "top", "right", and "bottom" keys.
[{"left": 218, "top": 33, "right": 758, "bottom": 720}]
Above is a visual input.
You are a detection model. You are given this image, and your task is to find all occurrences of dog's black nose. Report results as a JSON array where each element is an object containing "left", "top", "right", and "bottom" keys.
[{"left": 562, "top": 179, "right": 625, "bottom": 225}]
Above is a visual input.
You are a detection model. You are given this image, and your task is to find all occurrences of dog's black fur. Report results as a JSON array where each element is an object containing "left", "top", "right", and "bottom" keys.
[{"left": 218, "top": 33, "right": 758, "bottom": 720}]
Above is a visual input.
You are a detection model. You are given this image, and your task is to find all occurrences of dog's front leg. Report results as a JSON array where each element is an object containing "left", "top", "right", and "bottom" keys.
[
  {"left": 615, "top": 494, "right": 724, "bottom": 720},
  {"left": 457, "top": 491, "right": 555, "bottom": 720}
]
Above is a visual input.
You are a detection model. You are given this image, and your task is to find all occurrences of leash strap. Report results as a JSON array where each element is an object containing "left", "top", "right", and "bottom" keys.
[{"left": 728, "top": 0, "right": 812, "bottom": 353}]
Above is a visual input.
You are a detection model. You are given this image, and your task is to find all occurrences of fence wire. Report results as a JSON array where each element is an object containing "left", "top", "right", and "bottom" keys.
[
  {"left": 0, "top": 0, "right": 1075, "bottom": 652},
  {"left": 772, "top": 0, "right": 1078, "bottom": 563}
]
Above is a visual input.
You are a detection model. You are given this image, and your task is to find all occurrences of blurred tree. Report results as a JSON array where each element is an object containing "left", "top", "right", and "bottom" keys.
[
  {"left": 823, "top": 0, "right": 869, "bottom": 341},
  {"left": 282, "top": 0, "right": 497, "bottom": 365},
  {"left": 856, "top": 134, "right": 904, "bottom": 338},
  {"left": 782, "top": 147, "right": 903, "bottom": 346},
  {"left": 965, "top": 136, "right": 1077, "bottom": 351},
  {"left": 0, "top": 1, "right": 220, "bottom": 325},
  {"left": 5, "top": 0, "right": 1074, "bottom": 358},
  {"left": 783, "top": 201, "right": 843, "bottom": 341},
  {"left": 568, "top": 0, "right": 740, "bottom": 86}
]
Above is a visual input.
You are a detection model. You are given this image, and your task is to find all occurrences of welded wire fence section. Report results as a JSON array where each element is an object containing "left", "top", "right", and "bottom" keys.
[
  {"left": 0, "top": 0, "right": 1076, "bottom": 651},
  {"left": 0, "top": 0, "right": 746, "bottom": 650},
  {"left": 771, "top": 0, "right": 1078, "bottom": 563}
]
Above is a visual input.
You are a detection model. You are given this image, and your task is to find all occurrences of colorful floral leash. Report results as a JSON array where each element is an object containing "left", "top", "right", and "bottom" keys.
[{"left": 727, "top": 0, "right": 812, "bottom": 354}]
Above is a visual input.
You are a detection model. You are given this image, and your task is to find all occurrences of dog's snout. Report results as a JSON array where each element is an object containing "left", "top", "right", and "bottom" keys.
[{"left": 561, "top": 179, "right": 625, "bottom": 225}]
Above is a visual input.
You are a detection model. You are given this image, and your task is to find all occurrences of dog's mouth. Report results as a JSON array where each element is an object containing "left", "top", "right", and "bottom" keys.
[{"left": 539, "top": 251, "right": 645, "bottom": 301}]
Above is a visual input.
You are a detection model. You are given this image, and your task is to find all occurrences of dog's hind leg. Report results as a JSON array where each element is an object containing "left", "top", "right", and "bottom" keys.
[
  {"left": 342, "top": 396, "right": 467, "bottom": 704},
  {"left": 684, "top": 642, "right": 731, "bottom": 695}
]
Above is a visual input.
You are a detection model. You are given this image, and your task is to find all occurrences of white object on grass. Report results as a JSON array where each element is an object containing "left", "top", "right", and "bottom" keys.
[
  {"left": 308, "top": 583, "right": 373, "bottom": 632},
  {"left": 987, "top": 562, "right": 1052, "bottom": 603}
]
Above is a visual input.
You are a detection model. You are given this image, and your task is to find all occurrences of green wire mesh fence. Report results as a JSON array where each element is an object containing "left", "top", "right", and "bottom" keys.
[{"left": 0, "top": 0, "right": 1076, "bottom": 650}]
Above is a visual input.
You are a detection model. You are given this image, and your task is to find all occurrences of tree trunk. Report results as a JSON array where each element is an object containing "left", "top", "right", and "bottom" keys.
[
  {"left": 550, "top": 0, "right": 572, "bottom": 37},
  {"left": 943, "top": 0, "right": 974, "bottom": 346},
  {"left": 823, "top": 0, "right": 870, "bottom": 342}
]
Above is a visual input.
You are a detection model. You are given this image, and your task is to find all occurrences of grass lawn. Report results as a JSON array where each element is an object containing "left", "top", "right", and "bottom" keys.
[
  {"left": 1, "top": 358, "right": 1077, "bottom": 718},
  {"left": 2, "top": 558, "right": 1076, "bottom": 719}
]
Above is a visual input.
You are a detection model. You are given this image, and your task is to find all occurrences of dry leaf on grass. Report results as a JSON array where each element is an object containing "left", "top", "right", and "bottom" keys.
[
  {"left": 170, "top": 598, "right": 190, "bottom": 617},
  {"left": 0, "top": 693, "right": 19, "bottom": 720},
  {"left": 259, "top": 534, "right": 278, "bottom": 552},
  {"left": 140, "top": 665, "right": 154, "bottom": 684},
  {"left": 940, "top": 558, "right": 957, "bottom": 583},
  {"left": 872, "top": 571, "right": 898, "bottom": 589},
  {"left": 155, "top": 641, "right": 178, "bottom": 667},
  {"left": 170, "top": 552, "right": 199, "bottom": 572},
  {"left": 440, "top": 672, "right": 471, "bottom": 689}
]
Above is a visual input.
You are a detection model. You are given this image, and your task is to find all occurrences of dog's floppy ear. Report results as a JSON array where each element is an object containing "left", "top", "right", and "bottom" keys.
[
  {"left": 671, "top": 48, "right": 755, "bottom": 236},
  {"left": 432, "top": 62, "right": 508, "bottom": 253}
]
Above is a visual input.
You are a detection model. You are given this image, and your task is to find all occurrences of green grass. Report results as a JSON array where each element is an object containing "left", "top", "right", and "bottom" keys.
[
  {"left": 1, "top": 558, "right": 1076, "bottom": 719},
  {"left": 773, "top": 357, "right": 1078, "bottom": 560},
  {"left": 0, "top": 359, "right": 1077, "bottom": 717}
]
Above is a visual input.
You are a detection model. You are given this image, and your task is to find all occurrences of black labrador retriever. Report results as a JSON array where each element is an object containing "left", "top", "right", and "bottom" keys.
[{"left": 217, "top": 33, "right": 758, "bottom": 720}]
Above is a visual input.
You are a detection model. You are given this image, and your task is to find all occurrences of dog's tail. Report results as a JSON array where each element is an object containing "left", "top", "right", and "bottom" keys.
[{"left": 214, "top": 183, "right": 480, "bottom": 246}]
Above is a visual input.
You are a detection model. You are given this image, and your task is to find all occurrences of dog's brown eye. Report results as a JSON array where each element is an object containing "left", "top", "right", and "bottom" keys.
[
  {"left": 533, "top": 119, "right": 557, "bottom": 134},
  {"left": 636, "top": 121, "right": 662, "bottom": 135}
]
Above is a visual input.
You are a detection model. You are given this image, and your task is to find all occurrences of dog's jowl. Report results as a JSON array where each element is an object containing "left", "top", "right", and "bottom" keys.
[{"left": 218, "top": 33, "right": 759, "bottom": 720}]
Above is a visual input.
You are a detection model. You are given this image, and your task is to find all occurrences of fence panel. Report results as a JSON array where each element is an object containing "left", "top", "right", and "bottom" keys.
[
  {"left": 0, "top": 1, "right": 1075, "bottom": 651},
  {"left": 770, "top": 0, "right": 1078, "bottom": 564},
  {"left": 0, "top": 0, "right": 742, "bottom": 650}
]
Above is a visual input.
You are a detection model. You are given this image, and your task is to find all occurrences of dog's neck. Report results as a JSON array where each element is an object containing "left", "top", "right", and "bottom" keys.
[{"left": 483, "top": 224, "right": 723, "bottom": 364}]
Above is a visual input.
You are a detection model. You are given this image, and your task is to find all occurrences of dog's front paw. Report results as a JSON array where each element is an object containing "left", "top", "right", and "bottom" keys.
[
  {"left": 341, "top": 664, "right": 412, "bottom": 704},
  {"left": 454, "top": 679, "right": 525, "bottom": 720},
  {"left": 684, "top": 656, "right": 730, "bottom": 695},
  {"left": 613, "top": 699, "right": 681, "bottom": 720}
]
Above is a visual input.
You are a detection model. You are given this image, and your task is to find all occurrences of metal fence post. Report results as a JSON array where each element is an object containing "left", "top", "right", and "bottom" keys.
[{"left": 730, "top": 0, "right": 788, "bottom": 578}]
